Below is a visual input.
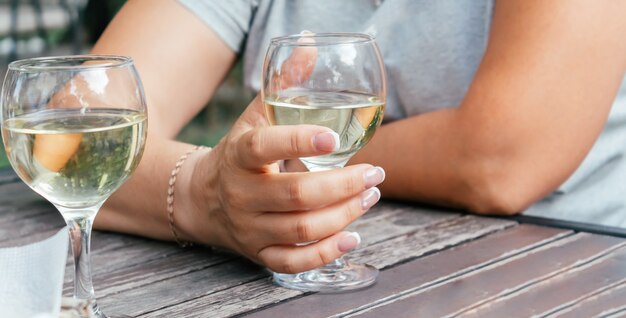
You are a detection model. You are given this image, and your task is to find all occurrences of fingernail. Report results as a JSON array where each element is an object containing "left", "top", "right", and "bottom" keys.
[
  {"left": 364, "top": 166, "right": 385, "bottom": 188},
  {"left": 300, "top": 30, "right": 314, "bottom": 35},
  {"left": 338, "top": 232, "right": 361, "bottom": 252},
  {"left": 361, "top": 187, "right": 381, "bottom": 210},
  {"left": 313, "top": 131, "right": 340, "bottom": 152}
]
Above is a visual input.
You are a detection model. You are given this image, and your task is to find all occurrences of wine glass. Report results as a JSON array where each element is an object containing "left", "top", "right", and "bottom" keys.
[
  {"left": 1, "top": 55, "right": 147, "bottom": 317},
  {"left": 262, "top": 33, "right": 386, "bottom": 292}
]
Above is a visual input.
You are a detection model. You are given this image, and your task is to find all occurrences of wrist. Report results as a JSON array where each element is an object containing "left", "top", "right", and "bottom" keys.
[{"left": 174, "top": 146, "right": 223, "bottom": 247}]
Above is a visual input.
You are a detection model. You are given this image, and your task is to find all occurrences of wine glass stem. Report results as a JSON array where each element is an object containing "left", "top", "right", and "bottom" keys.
[
  {"left": 308, "top": 165, "right": 350, "bottom": 267},
  {"left": 327, "top": 257, "right": 348, "bottom": 269},
  {"left": 308, "top": 164, "right": 349, "bottom": 267},
  {"left": 58, "top": 205, "right": 100, "bottom": 302}
]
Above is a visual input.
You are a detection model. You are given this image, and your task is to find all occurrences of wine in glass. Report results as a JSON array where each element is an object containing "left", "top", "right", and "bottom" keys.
[
  {"left": 1, "top": 55, "right": 147, "bottom": 317},
  {"left": 262, "top": 33, "right": 386, "bottom": 292}
]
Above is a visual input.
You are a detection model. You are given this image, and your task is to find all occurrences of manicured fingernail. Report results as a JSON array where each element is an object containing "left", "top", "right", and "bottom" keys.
[
  {"left": 338, "top": 232, "right": 361, "bottom": 252},
  {"left": 364, "top": 166, "right": 385, "bottom": 188},
  {"left": 361, "top": 187, "right": 381, "bottom": 210},
  {"left": 313, "top": 131, "right": 340, "bottom": 152}
]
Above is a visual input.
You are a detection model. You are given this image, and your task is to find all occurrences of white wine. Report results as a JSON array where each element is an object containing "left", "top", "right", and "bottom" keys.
[
  {"left": 265, "top": 91, "right": 384, "bottom": 169},
  {"left": 2, "top": 108, "right": 146, "bottom": 211}
]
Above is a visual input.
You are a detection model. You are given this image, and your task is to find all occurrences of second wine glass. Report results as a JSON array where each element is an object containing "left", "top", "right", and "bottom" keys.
[
  {"left": 1, "top": 55, "right": 147, "bottom": 317},
  {"left": 262, "top": 33, "right": 386, "bottom": 292}
]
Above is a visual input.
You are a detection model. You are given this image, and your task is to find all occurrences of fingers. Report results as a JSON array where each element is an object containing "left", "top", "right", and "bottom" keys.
[
  {"left": 258, "top": 187, "right": 381, "bottom": 244},
  {"left": 281, "top": 159, "right": 308, "bottom": 172},
  {"left": 235, "top": 125, "right": 339, "bottom": 169},
  {"left": 258, "top": 231, "right": 362, "bottom": 274},
  {"left": 33, "top": 133, "right": 82, "bottom": 172},
  {"left": 253, "top": 165, "right": 385, "bottom": 212},
  {"left": 278, "top": 31, "right": 317, "bottom": 89}
]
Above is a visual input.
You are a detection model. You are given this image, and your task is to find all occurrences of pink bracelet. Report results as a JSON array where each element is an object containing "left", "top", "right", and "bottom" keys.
[{"left": 167, "top": 145, "right": 210, "bottom": 247}]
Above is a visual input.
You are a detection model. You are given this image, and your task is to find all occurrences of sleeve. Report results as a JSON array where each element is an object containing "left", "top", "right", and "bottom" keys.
[{"left": 177, "top": 0, "right": 258, "bottom": 54}]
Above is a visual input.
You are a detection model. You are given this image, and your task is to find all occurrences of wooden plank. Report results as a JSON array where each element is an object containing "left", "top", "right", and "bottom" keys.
[
  {"left": 81, "top": 203, "right": 454, "bottom": 298},
  {"left": 2, "top": 219, "right": 179, "bottom": 292},
  {"left": 0, "top": 187, "right": 137, "bottom": 250},
  {"left": 0, "top": 178, "right": 190, "bottom": 296},
  {"left": 349, "top": 215, "right": 516, "bottom": 270},
  {"left": 61, "top": 232, "right": 161, "bottom": 291},
  {"left": 63, "top": 238, "right": 194, "bottom": 295},
  {"left": 351, "top": 233, "right": 626, "bottom": 318},
  {"left": 0, "top": 177, "right": 48, "bottom": 212},
  {"left": 99, "top": 257, "right": 266, "bottom": 317},
  {"left": 89, "top": 230, "right": 153, "bottom": 253},
  {"left": 458, "top": 245, "right": 626, "bottom": 318},
  {"left": 0, "top": 182, "right": 517, "bottom": 318},
  {"left": 347, "top": 202, "right": 460, "bottom": 246},
  {"left": 218, "top": 225, "right": 570, "bottom": 318},
  {"left": 0, "top": 208, "right": 65, "bottom": 246},
  {"left": 0, "top": 180, "right": 57, "bottom": 227},
  {"left": 0, "top": 196, "right": 51, "bottom": 221},
  {"left": 547, "top": 282, "right": 626, "bottom": 317},
  {"left": 0, "top": 182, "right": 134, "bottom": 248},
  {"left": 104, "top": 204, "right": 458, "bottom": 317},
  {"left": 0, "top": 182, "right": 216, "bottom": 296},
  {"left": 143, "top": 215, "right": 516, "bottom": 318},
  {"left": 83, "top": 247, "right": 233, "bottom": 298},
  {"left": 605, "top": 309, "right": 626, "bottom": 318}
]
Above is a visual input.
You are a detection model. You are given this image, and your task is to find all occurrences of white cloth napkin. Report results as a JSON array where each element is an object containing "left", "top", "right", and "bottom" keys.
[{"left": 0, "top": 226, "right": 69, "bottom": 318}]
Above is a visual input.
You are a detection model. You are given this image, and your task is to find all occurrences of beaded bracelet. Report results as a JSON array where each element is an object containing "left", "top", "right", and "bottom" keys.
[{"left": 167, "top": 145, "right": 210, "bottom": 247}]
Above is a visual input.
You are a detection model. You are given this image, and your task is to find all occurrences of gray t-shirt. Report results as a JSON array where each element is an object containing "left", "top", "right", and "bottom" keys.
[{"left": 178, "top": 0, "right": 626, "bottom": 227}]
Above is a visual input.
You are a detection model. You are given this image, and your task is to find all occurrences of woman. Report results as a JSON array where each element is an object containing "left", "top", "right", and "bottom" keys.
[{"left": 94, "top": 0, "right": 626, "bottom": 273}]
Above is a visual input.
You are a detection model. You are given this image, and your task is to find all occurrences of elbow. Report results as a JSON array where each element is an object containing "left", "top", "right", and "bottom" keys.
[
  {"left": 458, "top": 158, "right": 540, "bottom": 216},
  {"left": 450, "top": 124, "right": 549, "bottom": 216},
  {"left": 465, "top": 185, "right": 531, "bottom": 216}
]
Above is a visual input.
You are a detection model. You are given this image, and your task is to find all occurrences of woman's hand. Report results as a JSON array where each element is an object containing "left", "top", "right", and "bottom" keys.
[
  {"left": 178, "top": 29, "right": 384, "bottom": 274},
  {"left": 176, "top": 96, "right": 384, "bottom": 274},
  {"left": 90, "top": 4, "right": 383, "bottom": 273}
]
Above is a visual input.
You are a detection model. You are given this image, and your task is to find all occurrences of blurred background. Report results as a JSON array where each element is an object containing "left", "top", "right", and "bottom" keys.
[{"left": 0, "top": 0, "right": 250, "bottom": 167}]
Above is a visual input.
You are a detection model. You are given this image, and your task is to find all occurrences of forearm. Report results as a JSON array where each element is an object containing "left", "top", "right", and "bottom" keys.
[
  {"left": 95, "top": 134, "right": 201, "bottom": 241},
  {"left": 350, "top": 109, "right": 489, "bottom": 211},
  {"left": 350, "top": 108, "right": 556, "bottom": 214},
  {"left": 352, "top": 0, "right": 626, "bottom": 215},
  {"left": 89, "top": 0, "right": 236, "bottom": 240}
]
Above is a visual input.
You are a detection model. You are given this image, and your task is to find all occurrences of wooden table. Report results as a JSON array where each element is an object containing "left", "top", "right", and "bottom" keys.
[{"left": 2, "top": 170, "right": 626, "bottom": 317}]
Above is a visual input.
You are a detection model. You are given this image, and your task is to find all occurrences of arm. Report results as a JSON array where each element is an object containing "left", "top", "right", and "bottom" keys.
[
  {"left": 351, "top": 0, "right": 626, "bottom": 214},
  {"left": 92, "top": 0, "right": 385, "bottom": 273},
  {"left": 92, "top": 0, "right": 236, "bottom": 239}
]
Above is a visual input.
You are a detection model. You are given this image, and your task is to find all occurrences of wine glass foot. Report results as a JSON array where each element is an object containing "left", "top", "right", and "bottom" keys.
[
  {"left": 273, "top": 260, "right": 379, "bottom": 293},
  {"left": 83, "top": 301, "right": 107, "bottom": 318},
  {"left": 80, "top": 301, "right": 132, "bottom": 318}
]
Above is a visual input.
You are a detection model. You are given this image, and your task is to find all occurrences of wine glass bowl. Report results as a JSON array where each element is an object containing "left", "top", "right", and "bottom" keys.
[
  {"left": 1, "top": 55, "right": 147, "bottom": 317},
  {"left": 262, "top": 33, "right": 386, "bottom": 292},
  {"left": 265, "top": 91, "right": 385, "bottom": 171},
  {"left": 264, "top": 33, "right": 386, "bottom": 171}
]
